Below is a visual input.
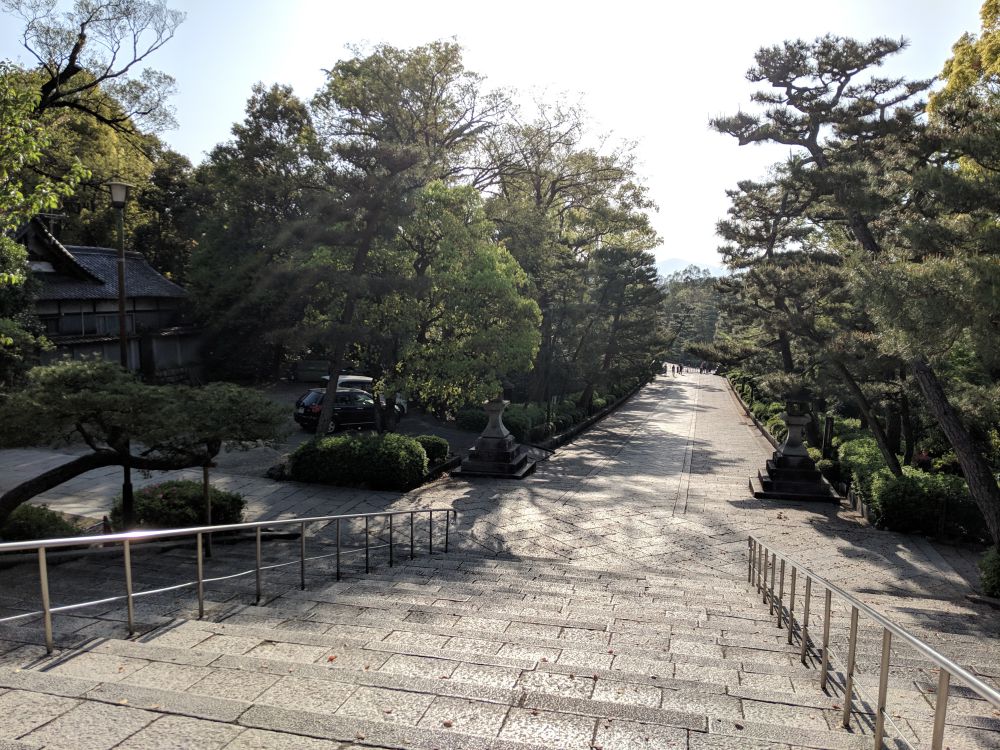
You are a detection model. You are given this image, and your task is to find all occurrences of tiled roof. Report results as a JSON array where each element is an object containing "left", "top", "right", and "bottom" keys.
[{"left": 35, "top": 246, "right": 187, "bottom": 301}]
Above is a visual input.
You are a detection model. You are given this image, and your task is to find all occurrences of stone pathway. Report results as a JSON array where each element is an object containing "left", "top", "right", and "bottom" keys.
[{"left": 0, "top": 373, "right": 998, "bottom": 749}]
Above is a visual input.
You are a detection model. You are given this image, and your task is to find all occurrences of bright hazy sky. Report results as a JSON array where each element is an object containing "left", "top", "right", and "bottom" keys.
[{"left": 0, "top": 1, "right": 985, "bottom": 274}]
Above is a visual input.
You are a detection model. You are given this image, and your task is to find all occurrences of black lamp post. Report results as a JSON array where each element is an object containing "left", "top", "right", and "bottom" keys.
[{"left": 108, "top": 179, "right": 135, "bottom": 528}]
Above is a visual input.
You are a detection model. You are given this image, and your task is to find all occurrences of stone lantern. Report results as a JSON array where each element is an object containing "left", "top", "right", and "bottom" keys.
[{"left": 453, "top": 394, "right": 536, "bottom": 479}]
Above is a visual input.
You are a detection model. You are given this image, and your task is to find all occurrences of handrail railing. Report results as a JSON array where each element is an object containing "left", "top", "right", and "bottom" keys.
[
  {"left": 0, "top": 507, "right": 458, "bottom": 654},
  {"left": 748, "top": 535, "right": 1000, "bottom": 750}
]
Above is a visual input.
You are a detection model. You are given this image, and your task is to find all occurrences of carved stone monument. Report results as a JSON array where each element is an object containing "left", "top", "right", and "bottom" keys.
[
  {"left": 751, "top": 399, "right": 837, "bottom": 503},
  {"left": 777, "top": 400, "right": 810, "bottom": 458},
  {"left": 453, "top": 397, "right": 536, "bottom": 479}
]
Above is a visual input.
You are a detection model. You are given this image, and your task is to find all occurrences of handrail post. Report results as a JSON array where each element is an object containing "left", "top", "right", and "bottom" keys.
[
  {"left": 300, "top": 522, "right": 306, "bottom": 590},
  {"left": 365, "top": 516, "right": 370, "bottom": 574},
  {"left": 38, "top": 547, "right": 53, "bottom": 654},
  {"left": 389, "top": 514, "right": 394, "bottom": 567},
  {"left": 768, "top": 552, "right": 777, "bottom": 614},
  {"left": 787, "top": 567, "right": 796, "bottom": 643},
  {"left": 196, "top": 533, "right": 204, "bottom": 619},
  {"left": 410, "top": 512, "right": 415, "bottom": 559},
  {"left": 874, "top": 627, "right": 892, "bottom": 747},
  {"left": 445, "top": 510, "right": 450, "bottom": 553},
  {"left": 820, "top": 588, "right": 832, "bottom": 689},
  {"left": 758, "top": 545, "right": 764, "bottom": 598},
  {"left": 800, "top": 576, "right": 812, "bottom": 664},
  {"left": 748, "top": 538, "right": 754, "bottom": 583},
  {"left": 842, "top": 606, "right": 859, "bottom": 728},
  {"left": 255, "top": 526, "right": 262, "bottom": 604},
  {"left": 776, "top": 559, "right": 785, "bottom": 627},
  {"left": 335, "top": 518, "right": 341, "bottom": 581},
  {"left": 123, "top": 540, "right": 135, "bottom": 636},
  {"left": 429, "top": 510, "right": 434, "bottom": 555},
  {"left": 931, "top": 669, "right": 950, "bottom": 750}
]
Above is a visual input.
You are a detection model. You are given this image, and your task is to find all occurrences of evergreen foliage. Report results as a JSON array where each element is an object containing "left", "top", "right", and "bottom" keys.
[
  {"left": 288, "top": 433, "right": 428, "bottom": 490},
  {"left": 110, "top": 480, "right": 244, "bottom": 531}
]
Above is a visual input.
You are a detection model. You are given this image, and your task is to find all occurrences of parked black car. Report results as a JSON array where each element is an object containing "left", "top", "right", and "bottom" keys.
[{"left": 294, "top": 387, "right": 403, "bottom": 432}]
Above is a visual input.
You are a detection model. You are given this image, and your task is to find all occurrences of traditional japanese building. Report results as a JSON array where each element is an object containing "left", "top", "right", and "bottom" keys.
[{"left": 16, "top": 218, "right": 201, "bottom": 382}]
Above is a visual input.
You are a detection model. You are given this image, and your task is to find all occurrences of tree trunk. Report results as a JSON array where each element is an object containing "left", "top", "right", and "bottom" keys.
[
  {"left": 777, "top": 331, "right": 795, "bottom": 374},
  {"left": 900, "top": 392, "right": 915, "bottom": 466},
  {"left": 911, "top": 357, "right": 1000, "bottom": 546},
  {"left": 315, "top": 220, "right": 379, "bottom": 436},
  {"left": 832, "top": 359, "right": 903, "bottom": 477},
  {"left": 0, "top": 452, "right": 121, "bottom": 528},
  {"left": 0, "top": 449, "right": 218, "bottom": 530},
  {"left": 884, "top": 404, "right": 901, "bottom": 455}
]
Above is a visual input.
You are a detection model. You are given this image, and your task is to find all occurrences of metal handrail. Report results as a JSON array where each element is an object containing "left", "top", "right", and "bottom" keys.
[
  {"left": 748, "top": 535, "right": 1000, "bottom": 750},
  {"left": 0, "top": 507, "right": 457, "bottom": 654}
]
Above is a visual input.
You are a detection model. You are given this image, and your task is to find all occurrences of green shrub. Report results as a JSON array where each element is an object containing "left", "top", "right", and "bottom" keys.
[
  {"left": 831, "top": 418, "right": 865, "bottom": 450},
  {"left": 289, "top": 436, "right": 369, "bottom": 485},
  {"left": 869, "top": 467, "right": 979, "bottom": 537},
  {"left": 111, "top": 480, "right": 245, "bottom": 530},
  {"left": 591, "top": 396, "right": 608, "bottom": 410},
  {"left": 414, "top": 434, "right": 449, "bottom": 465},
  {"left": 1, "top": 504, "right": 80, "bottom": 541},
  {"left": 501, "top": 403, "right": 546, "bottom": 442},
  {"left": 455, "top": 408, "right": 488, "bottom": 433},
  {"left": 838, "top": 438, "right": 886, "bottom": 501},
  {"left": 369, "top": 433, "right": 428, "bottom": 490},
  {"left": 288, "top": 433, "right": 428, "bottom": 491},
  {"left": 765, "top": 415, "right": 788, "bottom": 443},
  {"left": 807, "top": 447, "right": 822, "bottom": 462},
  {"left": 980, "top": 547, "right": 1000, "bottom": 598}
]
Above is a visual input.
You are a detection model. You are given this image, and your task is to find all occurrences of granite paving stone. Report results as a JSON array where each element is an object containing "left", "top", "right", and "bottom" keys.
[
  {"left": 255, "top": 676, "right": 355, "bottom": 714},
  {"left": 334, "top": 685, "right": 434, "bottom": 725},
  {"left": 0, "top": 690, "right": 79, "bottom": 739},
  {"left": 20, "top": 700, "right": 156, "bottom": 750},
  {"left": 415, "top": 695, "right": 509, "bottom": 735},
  {"left": 592, "top": 717, "right": 687, "bottom": 749},
  {"left": 115, "top": 715, "right": 245, "bottom": 749},
  {"left": 498, "top": 707, "right": 596, "bottom": 750}
]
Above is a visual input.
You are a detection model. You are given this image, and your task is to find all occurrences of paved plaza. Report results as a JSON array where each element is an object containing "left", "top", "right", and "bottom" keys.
[{"left": 0, "top": 373, "right": 997, "bottom": 749}]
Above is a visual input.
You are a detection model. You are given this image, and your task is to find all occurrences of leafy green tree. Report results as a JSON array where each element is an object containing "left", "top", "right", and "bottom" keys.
[
  {"left": 483, "top": 102, "right": 657, "bottom": 405},
  {"left": 715, "top": 31, "right": 1000, "bottom": 544},
  {"left": 0, "top": 62, "right": 84, "bottom": 386},
  {"left": 369, "top": 182, "right": 541, "bottom": 412},
  {"left": 660, "top": 266, "right": 721, "bottom": 363},
  {"left": 2, "top": 0, "right": 184, "bottom": 141},
  {"left": 188, "top": 82, "right": 321, "bottom": 380},
  {"left": 305, "top": 41, "right": 508, "bottom": 434},
  {"left": 132, "top": 143, "right": 196, "bottom": 280},
  {"left": 0, "top": 359, "right": 287, "bottom": 527}
]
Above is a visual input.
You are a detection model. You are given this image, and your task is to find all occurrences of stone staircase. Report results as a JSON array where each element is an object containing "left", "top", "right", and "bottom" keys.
[{"left": 0, "top": 537, "right": 997, "bottom": 749}]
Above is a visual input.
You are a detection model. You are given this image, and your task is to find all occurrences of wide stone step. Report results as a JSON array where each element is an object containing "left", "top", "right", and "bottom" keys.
[{"left": 5, "top": 643, "right": 899, "bottom": 750}]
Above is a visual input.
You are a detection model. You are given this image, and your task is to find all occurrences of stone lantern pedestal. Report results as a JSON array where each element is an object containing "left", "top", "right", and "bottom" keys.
[
  {"left": 453, "top": 397, "right": 536, "bottom": 479},
  {"left": 751, "top": 399, "right": 837, "bottom": 503}
]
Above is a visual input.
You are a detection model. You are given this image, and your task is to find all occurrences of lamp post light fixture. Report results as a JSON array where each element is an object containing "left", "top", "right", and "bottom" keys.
[{"left": 107, "top": 179, "right": 135, "bottom": 528}]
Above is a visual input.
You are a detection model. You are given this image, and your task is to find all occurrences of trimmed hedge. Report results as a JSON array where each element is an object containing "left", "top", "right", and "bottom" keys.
[
  {"left": 111, "top": 480, "right": 245, "bottom": 531},
  {"left": 455, "top": 388, "right": 628, "bottom": 445},
  {"left": 414, "top": 434, "right": 449, "bottom": 466},
  {"left": 1, "top": 504, "right": 80, "bottom": 541},
  {"left": 869, "top": 467, "right": 984, "bottom": 539},
  {"left": 980, "top": 547, "right": 1000, "bottom": 598},
  {"left": 289, "top": 433, "right": 428, "bottom": 491}
]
